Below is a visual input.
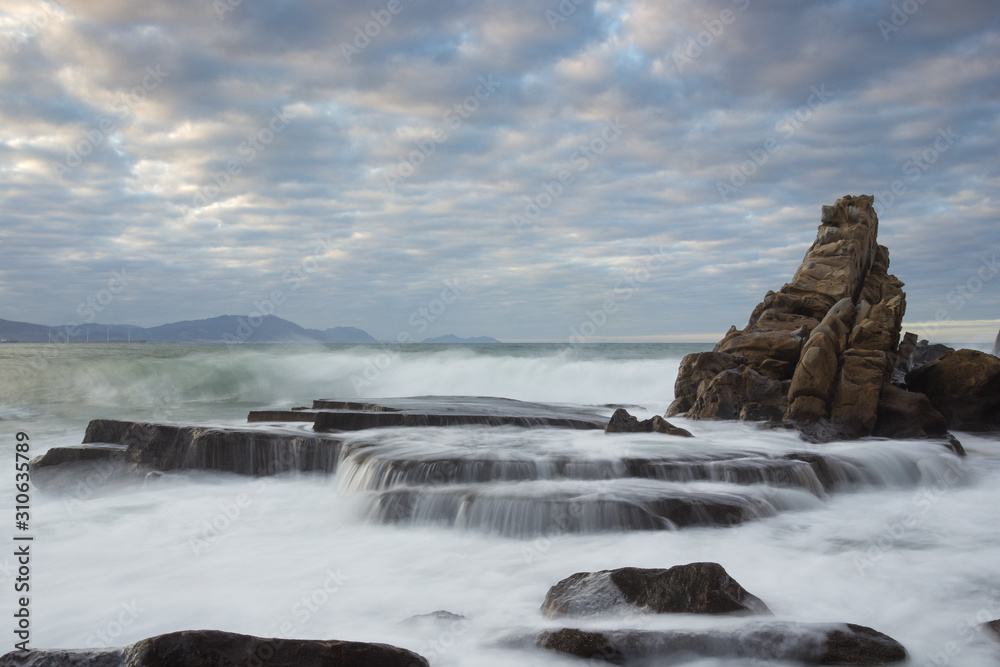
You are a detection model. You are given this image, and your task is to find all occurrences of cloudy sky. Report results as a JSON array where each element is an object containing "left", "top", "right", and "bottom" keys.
[{"left": 1, "top": 0, "right": 998, "bottom": 343}]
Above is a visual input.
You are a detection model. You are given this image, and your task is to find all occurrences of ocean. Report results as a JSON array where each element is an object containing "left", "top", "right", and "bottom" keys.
[{"left": 2, "top": 342, "right": 999, "bottom": 665}]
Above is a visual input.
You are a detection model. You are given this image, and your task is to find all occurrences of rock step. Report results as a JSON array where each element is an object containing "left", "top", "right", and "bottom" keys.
[
  {"left": 338, "top": 450, "right": 830, "bottom": 495},
  {"left": 0, "top": 629, "right": 428, "bottom": 667},
  {"left": 365, "top": 479, "right": 822, "bottom": 535},
  {"left": 31, "top": 420, "right": 344, "bottom": 489},
  {"left": 496, "top": 622, "right": 907, "bottom": 665},
  {"left": 313, "top": 410, "right": 605, "bottom": 431},
  {"left": 247, "top": 410, "right": 319, "bottom": 423}
]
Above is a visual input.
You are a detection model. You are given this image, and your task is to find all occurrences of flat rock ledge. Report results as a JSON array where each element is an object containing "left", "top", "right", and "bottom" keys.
[
  {"left": 498, "top": 623, "right": 907, "bottom": 665},
  {"left": 0, "top": 630, "right": 428, "bottom": 667},
  {"left": 541, "top": 562, "right": 770, "bottom": 618}
]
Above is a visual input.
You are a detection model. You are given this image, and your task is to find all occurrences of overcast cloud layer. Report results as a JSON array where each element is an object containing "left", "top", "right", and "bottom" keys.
[{"left": 1, "top": 0, "right": 998, "bottom": 342}]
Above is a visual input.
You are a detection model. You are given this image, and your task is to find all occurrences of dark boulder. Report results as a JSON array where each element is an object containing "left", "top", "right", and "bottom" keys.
[
  {"left": 0, "top": 631, "right": 429, "bottom": 667},
  {"left": 0, "top": 649, "right": 123, "bottom": 667},
  {"left": 906, "top": 349, "right": 1000, "bottom": 431},
  {"left": 605, "top": 409, "right": 693, "bottom": 437},
  {"left": 873, "top": 384, "right": 948, "bottom": 439},
  {"left": 983, "top": 619, "right": 1000, "bottom": 641},
  {"left": 541, "top": 562, "right": 771, "bottom": 618},
  {"left": 909, "top": 340, "right": 954, "bottom": 370},
  {"left": 535, "top": 629, "right": 622, "bottom": 662}
]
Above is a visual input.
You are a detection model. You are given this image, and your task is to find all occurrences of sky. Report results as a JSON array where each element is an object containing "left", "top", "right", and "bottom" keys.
[{"left": 0, "top": 0, "right": 998, "bottom": 343}]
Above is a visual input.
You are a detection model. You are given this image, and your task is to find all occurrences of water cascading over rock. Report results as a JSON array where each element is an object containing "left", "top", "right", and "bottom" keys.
[{"left": 668, "top": 195, "right": 910, "bottom": 440}]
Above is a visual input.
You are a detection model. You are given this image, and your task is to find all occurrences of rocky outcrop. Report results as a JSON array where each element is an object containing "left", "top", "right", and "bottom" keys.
[
  {"left": 671, "top": 195, "right": 934, "bottom": 441},
  {"left": 541, "top": 563, "right": 770, "bottom": 618},
  {"left": 993, "top": 331, "right": 1000, "bottom": 358},
  {"left": 604, "top": 409, "right": 693, "bottom": 437},
  {"left": 501, "top": 623, "right": 907, "bottom": 665},
  {"left": 0, "top": 630, "right": 429, "bottom": 667},
  {"left": 906, "top": 349, "right": 1000, "bottom": 431}
]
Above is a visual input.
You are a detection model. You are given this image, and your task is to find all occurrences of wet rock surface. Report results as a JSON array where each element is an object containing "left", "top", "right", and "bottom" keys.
[
  {"left": 541, "top": 562, "right": 771, "bottom": 617},
  {"left": 604, "top": 408, "right": 693, "bottom": 437},
  {"left": 500, "top": 622, "right": 907, "bottom": 665},
  {"left": 0, "top": 630, "right": 429, "bottom": 667}
]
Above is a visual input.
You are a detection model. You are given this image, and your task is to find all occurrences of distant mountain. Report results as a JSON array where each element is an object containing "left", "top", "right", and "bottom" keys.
[
  {"left": 421, "top": 334, "right": 502, "bottom": 344},
  {"left": 309, "top": 326, "right": 378, "bottom": 344},
  {"left": 0, "top": 315, "right": 376, "bottom": 344}
]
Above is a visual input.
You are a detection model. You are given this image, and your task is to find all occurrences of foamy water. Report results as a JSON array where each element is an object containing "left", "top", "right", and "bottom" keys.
[{"left": 2, "top": 343, "right": 1000, "bottom": 665}]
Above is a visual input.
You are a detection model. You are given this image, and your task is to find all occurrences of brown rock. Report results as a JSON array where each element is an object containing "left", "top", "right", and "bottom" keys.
[
  {"left": 785, "top": 395, "right": 828, "bottom": 422},
  {"left": 540, "top": 563, "right": 771, "bottom": 618},
  {"left": 605, "top": 409, "right": 693, "bottom": 437},
  {"left": 667, "top": 352, "right": 741, "bottom": 417},
  {"left": 907, "top": 349, "right": 1000, "bottom": 431},
  {"left": 873, "top": 384, "right": 948, "bottom": 439},
  {"left": 715, "top": 329, "right": 804, "bottom": 366},
  {"left": 687, "top": 367, "right": 786, "bottom": 422},
  {"left": 830, "top": 350, "right": 890, "bottom": 437}
]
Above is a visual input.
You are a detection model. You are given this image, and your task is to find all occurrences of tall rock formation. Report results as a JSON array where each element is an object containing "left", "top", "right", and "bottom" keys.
[{"left": 669, "top": 195, "right": 907, "bottom": 440}]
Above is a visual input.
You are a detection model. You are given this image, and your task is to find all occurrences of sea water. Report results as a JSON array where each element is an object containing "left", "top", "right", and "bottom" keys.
[{"left": 1, "top": 342, "right": 999, "bottom": 665}]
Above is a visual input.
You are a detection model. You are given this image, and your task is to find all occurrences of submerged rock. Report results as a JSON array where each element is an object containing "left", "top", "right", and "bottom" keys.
[
  {"left": 0, "top": 630, "right": 429, "bottom": 667},
  {"left": 501, "top": 622, "right": 907, "bottom": 665},
  {"left": 604, "top": 409, "right": 693, "bottom": 437},
  {"left": 541, "top": 562, "right": 771, "bottom": 618}
]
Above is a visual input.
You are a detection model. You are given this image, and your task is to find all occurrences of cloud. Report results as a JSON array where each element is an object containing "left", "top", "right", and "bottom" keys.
[{"left": 0, "top": 0, "right": 997, "bottom": 342}]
